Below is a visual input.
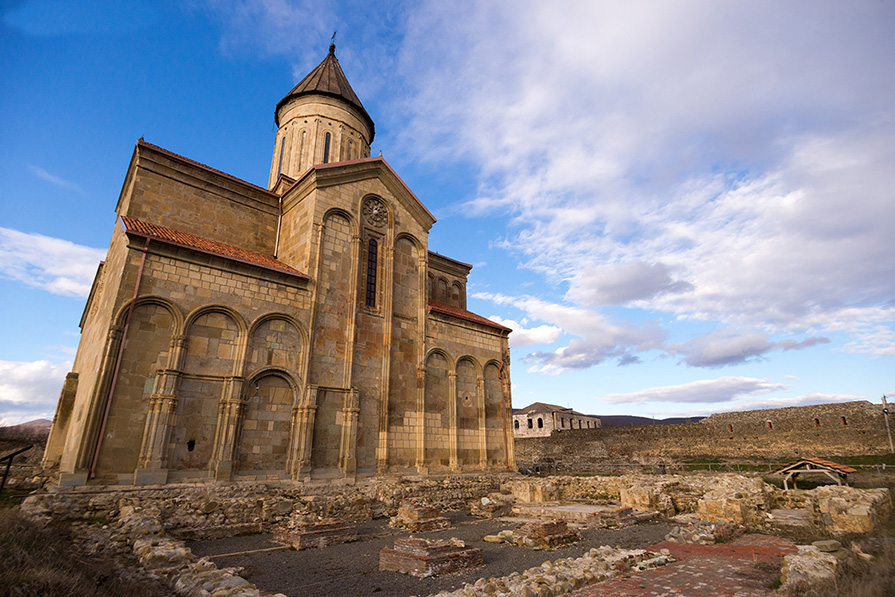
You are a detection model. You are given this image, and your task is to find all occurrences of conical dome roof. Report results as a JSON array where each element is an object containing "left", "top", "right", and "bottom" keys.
[{"left": 275, "top": 44, "right": 375, "bottom": 141}]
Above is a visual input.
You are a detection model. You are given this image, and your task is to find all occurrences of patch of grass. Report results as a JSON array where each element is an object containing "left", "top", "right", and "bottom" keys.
[
  {"left": 835, "top": 454, "right": 895, "bottom": 466},
  {"left": 0, "top": 508, "right": 169, "bottom": 597}
]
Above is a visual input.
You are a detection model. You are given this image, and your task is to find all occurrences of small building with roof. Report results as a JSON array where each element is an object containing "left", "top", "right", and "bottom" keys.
[{"left": 513, "top": 402, "right": 600, "bottom": 438}]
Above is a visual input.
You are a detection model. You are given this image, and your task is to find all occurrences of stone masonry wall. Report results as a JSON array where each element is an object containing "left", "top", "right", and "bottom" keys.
[{"left": 515, "top": 401, "right": 890, "bottom": 469}]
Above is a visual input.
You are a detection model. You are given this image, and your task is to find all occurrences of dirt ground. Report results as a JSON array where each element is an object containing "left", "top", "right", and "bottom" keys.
[{"left": 188, "top": 512, "right": 675, "bottom": 597}]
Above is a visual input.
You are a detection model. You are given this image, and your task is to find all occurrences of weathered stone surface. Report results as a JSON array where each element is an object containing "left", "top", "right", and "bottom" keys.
[{"left": 780, "top": 545, "right": 839, "bottom": 590}]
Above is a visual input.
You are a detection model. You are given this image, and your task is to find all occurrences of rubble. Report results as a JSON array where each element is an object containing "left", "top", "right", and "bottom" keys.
[
  {"left": 470, "top": 493, "right": 515, "bottom": 518},
  {"left": 664, "top": 520, "right": 738, "bottom": 544},
  {"left": 429, "top": 545, "right": 673, "bottom": 597}
]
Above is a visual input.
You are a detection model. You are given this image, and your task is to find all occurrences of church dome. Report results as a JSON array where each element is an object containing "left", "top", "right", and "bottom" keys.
[
  {"left": 275, "top": 43, "right": 375, "bottom": 140},
  {"left": 269, "top": 43, "right": 375, "bottom": 187}
]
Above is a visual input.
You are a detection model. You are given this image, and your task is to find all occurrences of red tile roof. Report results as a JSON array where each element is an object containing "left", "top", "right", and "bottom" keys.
[
  {"left": 428, "top": 300, "right": 512, "bottom": 333},
  {"left": 771, "top": 457, "right": 857, "bottom": 475},
  {"left": 120, "top": 216, "right": 308, "bottom": 279}
]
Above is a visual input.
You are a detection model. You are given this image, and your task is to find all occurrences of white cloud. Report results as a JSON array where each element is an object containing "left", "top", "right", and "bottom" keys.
[
  {"left": 487, "top": 315, "right": 561, "bottom": 348},
  {"left": 0, "top": 360, "right": 69, "bottom": 426},
  {"left": 604, "top": 377, "right": 786, "bottom": 405},
  {"left": 567, "top": 261, "right": 692, "bottom": 306},
  {"left": 476, "top": 292, "right": 666, "bottom": 373},
  {"left": 669, "top": 331, "right": 830, "bottom": 368},
  {"left": 398, "top": 1, "right": 895, "bottom": 361},
  {"left": 0, "top": 227, "right": 105, "bottom": 297},
  {"left": 28, "top": 165, "right": 85, "bottom": 195}
]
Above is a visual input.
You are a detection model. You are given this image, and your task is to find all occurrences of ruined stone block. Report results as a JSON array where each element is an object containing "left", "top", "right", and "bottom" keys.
[
  {"left": 390, "top": 499, "right": 452, "bottom": 532},
  {"left": 273, "top": 520, "right": 358, "bottom": 550},
  {"left": 511, "top": 520, "right": 583, "bottom": 549},
  {"left": 379, "top": 537, "right": 482, "bottom": 577}
]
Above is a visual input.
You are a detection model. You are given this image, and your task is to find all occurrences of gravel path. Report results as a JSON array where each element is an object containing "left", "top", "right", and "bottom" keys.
[{"left": 188, "top": 513, "right": 674, "bottom": 597}]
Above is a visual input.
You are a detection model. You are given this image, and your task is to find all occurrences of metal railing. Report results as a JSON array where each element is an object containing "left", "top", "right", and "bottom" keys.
[{"left": 0, "top": 445, "right": 33, "bottom": 494}]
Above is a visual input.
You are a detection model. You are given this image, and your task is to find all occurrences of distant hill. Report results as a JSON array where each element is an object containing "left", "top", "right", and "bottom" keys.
[
  {"left": 0, "top": 418, "right": 52, "bottom": 440},
  {"left": 598, "top": 415, "right": 704, "bottom": 427},
  {"left": 13, "top": 419, "right": 52, "bottom": 429}
]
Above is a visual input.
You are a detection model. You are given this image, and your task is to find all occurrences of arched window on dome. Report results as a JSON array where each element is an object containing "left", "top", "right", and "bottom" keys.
[{"left": 323, "top": 132, "right": 332, "bottom": 164}]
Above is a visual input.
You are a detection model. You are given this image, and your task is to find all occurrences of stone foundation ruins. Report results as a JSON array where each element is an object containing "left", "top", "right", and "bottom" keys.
[{"left": 14, "top": 472, "right": 892, "bottom": 596}]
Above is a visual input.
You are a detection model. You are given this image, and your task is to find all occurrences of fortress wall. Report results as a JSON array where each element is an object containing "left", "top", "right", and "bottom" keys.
[{"left": 515, "top": 401, "right": 891, "bottom": 469}]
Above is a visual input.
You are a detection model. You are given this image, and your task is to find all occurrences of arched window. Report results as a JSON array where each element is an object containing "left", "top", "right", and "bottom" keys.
[
  {"left": 365, "top": 239, "right": 378, "bottom": 307},
  {"left": 323, "top": 131, "right": 331, "bottom": 164},
  {"left": 814, "top": 418, "right": 820, "bottom": 428},
  {"left": 767, "top": 421, "right": 773, "bottom": 430},
  {"left": 841, "top": 416, "right": 848, "bottom": 426},
  {"left": 728, "top": 424, "right": 733, "bottom": 433},
  {"left": 537, "top": 417, "right": 543, "bottom": 428},
  {"left": 514, "top": 420, "right": 519, "bottom": 429}
]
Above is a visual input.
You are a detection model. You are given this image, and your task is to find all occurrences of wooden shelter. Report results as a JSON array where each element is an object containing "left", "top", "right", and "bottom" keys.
[{"left": 770, "top": 457, "right": 857, "bottom": 490}]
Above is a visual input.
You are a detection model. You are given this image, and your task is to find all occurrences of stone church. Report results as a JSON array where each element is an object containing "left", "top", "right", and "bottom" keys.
[{"left": 42, "top": 44, "right": 514, "bottom": 486}]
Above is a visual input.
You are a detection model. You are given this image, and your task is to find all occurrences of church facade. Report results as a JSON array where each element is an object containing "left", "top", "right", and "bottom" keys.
[{"left": 42, "top": 45, "right": 514, "bottom": 485}]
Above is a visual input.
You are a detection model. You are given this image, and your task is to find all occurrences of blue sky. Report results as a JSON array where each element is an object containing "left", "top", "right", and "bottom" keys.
[{"left": 1, "top": 0, "right": 893, "bottom": 426}]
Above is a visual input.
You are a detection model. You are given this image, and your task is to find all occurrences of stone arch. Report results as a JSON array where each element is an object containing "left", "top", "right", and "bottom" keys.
[
  {"left": 94, "top": 298, "right": 177, "bottom": 476},
  {"left": 424, "top": 350, "right": 452, "bottom": 470},
  {"left": 427, "top": 273, "right": 436, "bottom": 300},
  {"left": 236, "top": 368, "right": 299, "bottom": 475},
  {"left": 170, "top": 306, "right": 244, "bottom": 471},
  {"left": 395, "top": 232, "right": 423, "bottom": 253},
  {"left": 246, "top": 313, "right": 307, "bottom": 376},
  {"left": 436, "top": 277, "right": 449, "bottom": 302},
  {"left": 450, "top": 281, "right": 463, "bottom": 307},
  {"left": 455, "top": 356, "right": 482, "bottom": 469},
  {"left": 113, "top": 295, "right": 184, "bottom": 333},
  {"left": 322, "top": 207, "right": 357, "bottom": 236},
  {"left": 184, "top": 304, "right": 247, "bottom": 334}
]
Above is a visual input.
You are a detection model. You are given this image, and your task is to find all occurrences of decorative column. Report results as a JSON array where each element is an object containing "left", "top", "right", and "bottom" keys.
[
  {"left": 342, "top": 234, "right": 361, "bottom": 388},
  {"left": 415, "top": 365, "right": 427, "bottom": 474},
  {"left": 210, "top": 376, "right": 245, "bottom": 481},
  {"left": 448, "top": 371, "right": 459, "bottom": 472},
  {"left": 501, "top": 349, "right": 515, "bottom": 469},
  {"left": 377, "top": 244, "right": 395, "bottom": 474},
  {"left": 74, "top": 325, "right": 124, "bottom": 471},
  {"left": 289, "top": 384, "right": 318, "bottom": 479},
  {"left": 477, "top": 377, "right": 487, "bottom": 470},
  {"left": 135, "top": 334, "right": 186, "bottom": 483},
  {"left": 338, "top": 388, "right": 360, "bottom": 478}
]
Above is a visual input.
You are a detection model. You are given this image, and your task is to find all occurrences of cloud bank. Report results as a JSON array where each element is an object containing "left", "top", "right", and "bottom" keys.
[{"left": 0, "top": 227, "right": 105, "bottom": 297}]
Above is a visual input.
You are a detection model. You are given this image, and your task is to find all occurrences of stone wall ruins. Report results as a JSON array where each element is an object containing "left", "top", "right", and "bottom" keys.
[{"left": 516, "top": 401, "right": 890, "bottom": 469}]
